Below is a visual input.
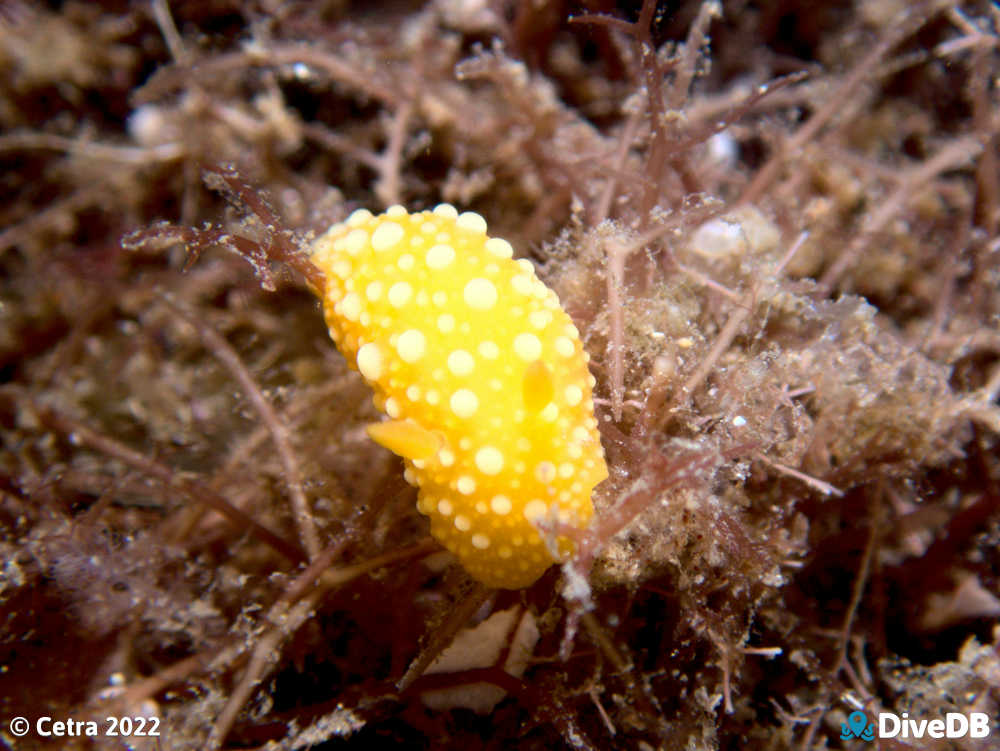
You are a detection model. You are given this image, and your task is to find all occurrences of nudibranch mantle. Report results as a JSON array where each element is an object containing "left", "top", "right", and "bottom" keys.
[{"left": 310, "top": 204, "right": 607, "bottom": 588}]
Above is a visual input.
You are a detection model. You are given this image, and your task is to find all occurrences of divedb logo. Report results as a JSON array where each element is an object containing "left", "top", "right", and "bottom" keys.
[{"left": 840, "top": 710, "right": 992, "bottom": 741}]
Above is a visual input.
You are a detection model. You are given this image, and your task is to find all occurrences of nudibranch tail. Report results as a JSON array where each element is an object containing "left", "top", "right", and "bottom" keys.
[
  {"left": 310, "top": 204, "right": 607, "bottom": 588},
  {"left": 366, "top": 420, "right": 441, "bottom": 461}
]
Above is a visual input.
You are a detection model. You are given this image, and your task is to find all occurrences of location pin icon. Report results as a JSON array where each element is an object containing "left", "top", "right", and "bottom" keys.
[{"left": 847, "top": 711, "right": 867, "bottom": 737}]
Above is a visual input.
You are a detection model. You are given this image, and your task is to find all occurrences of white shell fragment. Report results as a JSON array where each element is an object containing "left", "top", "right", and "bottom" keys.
[
  {"left": 688, "top": 206, "right": 780, "bottom": 258},
  {"left": 420, "top": 606, "right": 540, "bottom": 713}
]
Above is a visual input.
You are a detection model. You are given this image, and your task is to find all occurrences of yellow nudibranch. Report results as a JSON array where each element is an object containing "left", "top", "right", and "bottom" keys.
[{"left": 310, "top": 204, "right": 607, "bottom": 588}]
